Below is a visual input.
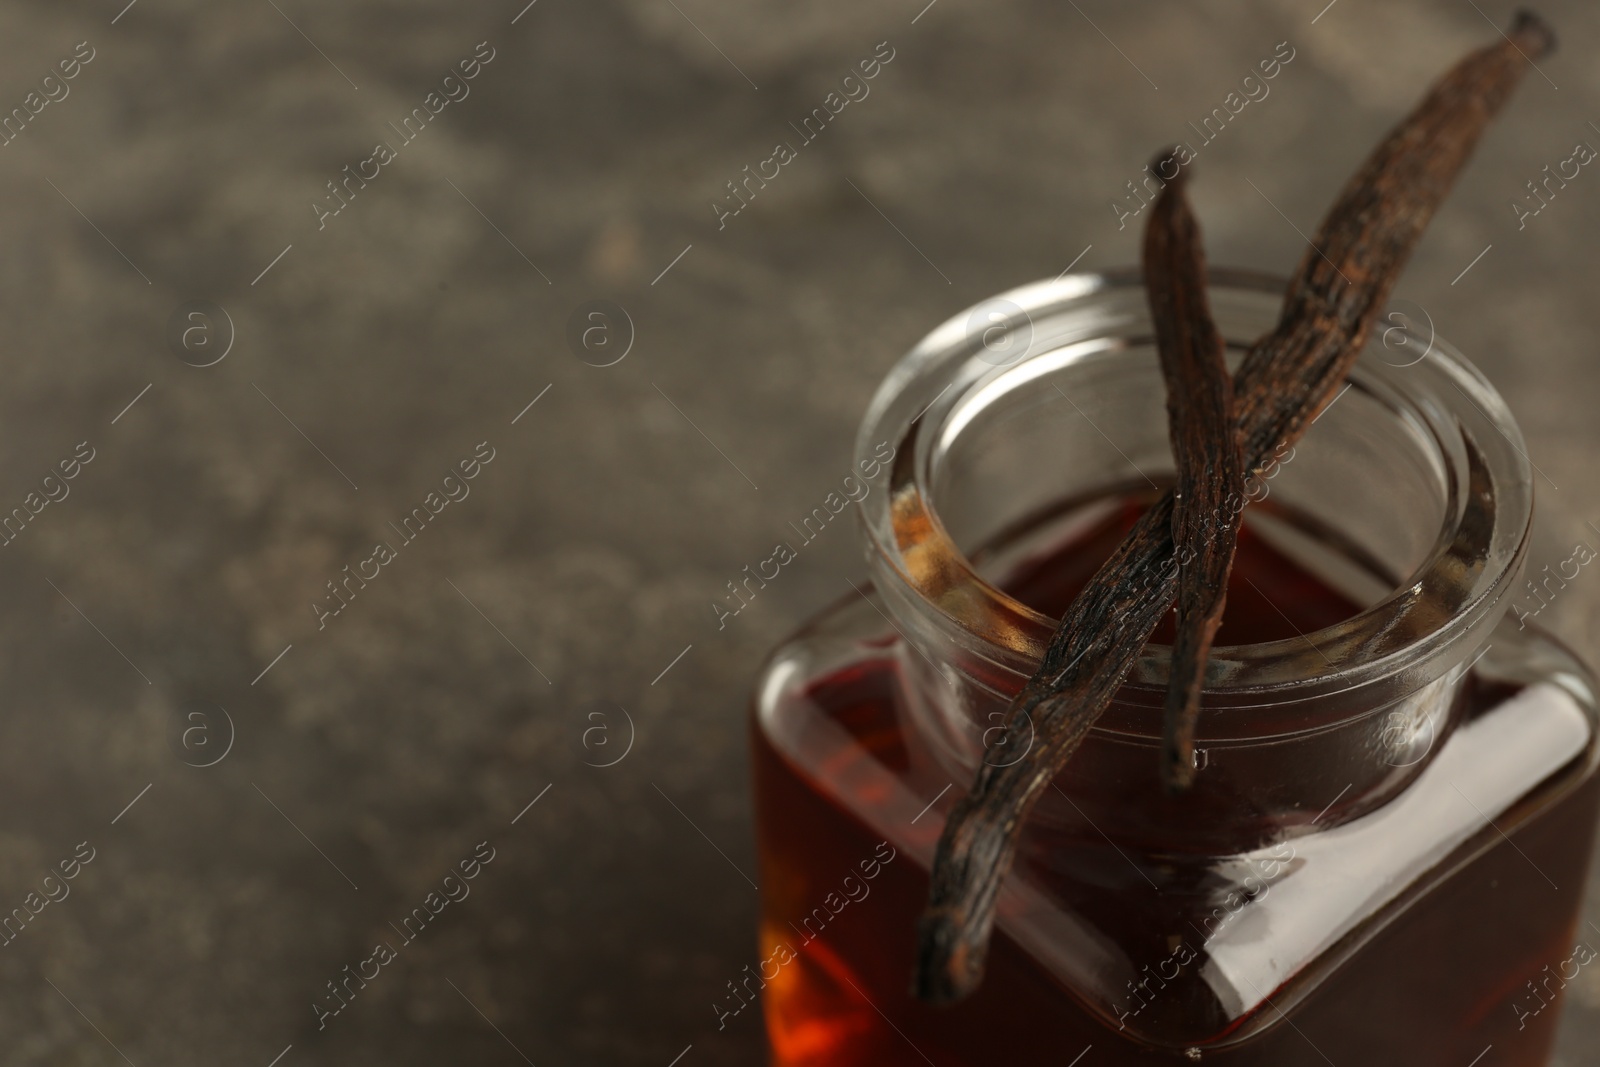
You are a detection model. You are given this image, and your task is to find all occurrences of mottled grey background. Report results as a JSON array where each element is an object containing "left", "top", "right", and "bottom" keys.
[{"left": 0, "top": 0, "right": 1595, "bottom": 1064}]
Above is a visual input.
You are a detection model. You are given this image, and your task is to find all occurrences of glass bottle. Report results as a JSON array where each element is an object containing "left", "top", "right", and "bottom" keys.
[{"left": 748, "top": 270, "right": 1600, "bottom": 1065}]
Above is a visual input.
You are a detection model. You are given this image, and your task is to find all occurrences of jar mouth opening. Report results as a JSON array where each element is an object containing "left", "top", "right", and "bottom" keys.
[{"left": 857, "top": 269, "right": 1534, "bottom": 710}]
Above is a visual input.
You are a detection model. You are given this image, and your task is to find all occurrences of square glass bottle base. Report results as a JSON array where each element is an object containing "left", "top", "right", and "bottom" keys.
[{"left": 750, "top": 601, "right": 1600, "bottom": 1065}]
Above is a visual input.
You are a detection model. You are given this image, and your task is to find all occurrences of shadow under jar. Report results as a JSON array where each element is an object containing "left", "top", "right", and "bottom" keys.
[{"left": 749, "top": 270, "right": 1600, "bottom": 1065}]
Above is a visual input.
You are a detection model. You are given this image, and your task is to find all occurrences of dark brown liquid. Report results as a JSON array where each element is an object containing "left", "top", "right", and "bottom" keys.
[
  {"left": 996, "top": 496, "right": 1366, "bottom": 645},
  {"left": 751, "top": 504, "right": 1600, "bottom": 1064}
]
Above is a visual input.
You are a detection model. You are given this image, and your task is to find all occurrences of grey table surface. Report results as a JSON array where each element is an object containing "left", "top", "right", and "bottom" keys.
[{"left": 0, "top": 0, "right": 1596, "bottom": 1063}]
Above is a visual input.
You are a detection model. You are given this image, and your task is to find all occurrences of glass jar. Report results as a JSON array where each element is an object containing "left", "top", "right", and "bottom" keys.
[{"left": 748, "top": 270, "right": 1600, "bottom": 1064}]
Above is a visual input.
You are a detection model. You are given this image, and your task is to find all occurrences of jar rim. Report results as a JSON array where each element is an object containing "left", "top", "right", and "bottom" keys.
[{"left": 855, "top": 268, "right": 1534, "bottom": 712}]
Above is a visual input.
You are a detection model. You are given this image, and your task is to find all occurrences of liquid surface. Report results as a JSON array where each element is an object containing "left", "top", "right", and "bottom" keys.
[{"left": 994, "top": 496, "right": 1365, "bottom": 645}]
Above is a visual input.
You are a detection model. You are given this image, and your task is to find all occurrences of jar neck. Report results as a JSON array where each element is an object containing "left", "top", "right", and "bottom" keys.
[{"left": 855, "top": 270, "right": 1532, "bottom": 849}]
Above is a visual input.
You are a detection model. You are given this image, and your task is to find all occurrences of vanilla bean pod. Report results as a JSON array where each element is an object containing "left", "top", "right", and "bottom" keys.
[
  {"left": 1142, "top": 155, "right": 1244, "bottom": 793},
  {"left": 914, "top": 12, "right": 1555, "bottom": 1004}
]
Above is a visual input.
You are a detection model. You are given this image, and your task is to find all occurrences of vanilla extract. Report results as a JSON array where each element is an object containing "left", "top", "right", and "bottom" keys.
[
  {"left": 753, "top": 488, "right": 1600, "bottom": 1061},
  {"left": 715, "top": 840, "right": 896, "bottom": 1032},
  {"left": 1514, "top": 940, "right": 1599, "bottom": 1032}
]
